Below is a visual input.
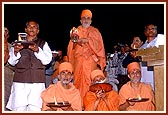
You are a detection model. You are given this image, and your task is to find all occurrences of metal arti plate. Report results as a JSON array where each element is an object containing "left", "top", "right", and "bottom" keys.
[
  {"left": 46, "top": 102, "right": 71, "bottom": 108},
  {"left": 126, "top": 98, "right": 149, "bottom": 102},
  {"left": 89, "top": 83, "right": 113, "bottom": 93},
  {"left": 12, "top": 41, "right": 35, "bottom": 48}
]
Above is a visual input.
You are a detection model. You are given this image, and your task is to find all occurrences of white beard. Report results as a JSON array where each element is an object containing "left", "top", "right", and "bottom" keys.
[
  {"left": 82, "top": 23, "right": 90, "bottom": 28},
  {"left": 62, "top": 79, "right": 72, "bottom": 85}
]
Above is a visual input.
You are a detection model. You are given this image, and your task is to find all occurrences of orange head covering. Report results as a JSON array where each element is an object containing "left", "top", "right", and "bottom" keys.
[
  {"left": 127, "top": 62, "right": 141, "bottom": 74},
  {"left": 81, "top": 9, "right": 92, "bottom": 18},
  {"left": 59, "top": 62, "right": 73, "bottom": 74},
  {"left": 91, "top": 69, "right": 105, "bottom": 80}
]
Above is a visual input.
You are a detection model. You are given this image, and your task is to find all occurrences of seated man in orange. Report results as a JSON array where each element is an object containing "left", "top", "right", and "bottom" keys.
[
  {"left": 119, "top": 62, "right": 155, "bottom": 111},
  {"left": 50, "top": 55, "right": 69, "bottom": 84},
  {"left": 83, "top": 69, "right": 119, "bottom": 111},
  {"left": 41, "top": 62, "right": 82, "bottom": 111}
]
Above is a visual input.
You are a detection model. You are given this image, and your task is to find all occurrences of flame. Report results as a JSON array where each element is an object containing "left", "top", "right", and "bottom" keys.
[
  {"left": 133, "top": 45, "right": 136, "bottom": 49},
  {"left": 70, "top": 27, "right": 78, "bottom": 34},
  {"left": 18, "top": 35, "right": 22, "bottom": 41},
  {"left": 137, "top": 94, "right": 141, "bottom": 100},
  {"left": 54, "top": 96, "right": 57, "bottom": 105}
]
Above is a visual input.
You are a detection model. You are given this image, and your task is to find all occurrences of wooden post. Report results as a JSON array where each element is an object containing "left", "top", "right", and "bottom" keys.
[{"left": 137, "top": 45, "right": 164, "bottom": 111}]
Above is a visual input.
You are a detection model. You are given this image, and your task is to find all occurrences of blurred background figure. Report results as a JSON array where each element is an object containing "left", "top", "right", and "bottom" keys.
[
  {"left": 45, "top": 50, "right": 62, "bottom": 88},
  {"left": 4, "top": 27, "right": 15, "bottom": 111},
  {"left": 105, "top": 53, "right": 119, "bottom": 92},
  {"left": 4, "top": 27, "right": 10, "bottom": 64}
]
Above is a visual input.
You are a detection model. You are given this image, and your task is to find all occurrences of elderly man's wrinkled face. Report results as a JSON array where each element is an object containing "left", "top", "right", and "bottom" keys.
[
  {"left": 128, "top": 69, "right": 141, "bottom": 83},
  {"left": 93, "top": 75, "right": 106, "bottom": 84},
  {"left": 59, "top": 70, "right": 73, "bottom": 85},
  {"left": 80, "top": 16, "right": 92, "bottom": 28}
]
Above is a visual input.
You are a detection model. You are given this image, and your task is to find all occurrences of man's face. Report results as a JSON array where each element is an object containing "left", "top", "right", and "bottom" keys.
[
  {"left": 4, "top": 27, "right": 9, "bottom": 39},
  {"left": 25, "top": 21, "right": 39, "bottom": 37},
  {"left": 80, "top": 16, "right": 92, "bottom": 28},
  {"left": 59, "top": 70, "right": 73, "bottom": 85},
  {"left": 128, "top": 69, "right": 141, "bottom": 83},
  {"left": 132, "top": 37, "right": 143, "bottom": 48},
  {"left": 145, "top": 24, "right": 157, "bottom": 39}
]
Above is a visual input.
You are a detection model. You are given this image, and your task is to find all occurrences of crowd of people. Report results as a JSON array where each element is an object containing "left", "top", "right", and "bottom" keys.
[{"left": 3, "top": 9, "right": 164, "bottom": 112}]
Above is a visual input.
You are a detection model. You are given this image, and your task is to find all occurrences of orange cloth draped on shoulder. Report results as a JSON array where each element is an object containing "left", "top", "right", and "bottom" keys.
[
  {"left": 41, "top": 81, "right": 82, "bottom": 111},
  {"left": 119, "top": 81, "right": 155, "bottom": 111},
  {"left": 83, "top": 90, "right": 119, "bottom": 111},
  {"left": 4, "top": 38, "right": 9, "bottom": 64},
  {"left": 67, "top": 25, "right": 106, "bottom": 102}
]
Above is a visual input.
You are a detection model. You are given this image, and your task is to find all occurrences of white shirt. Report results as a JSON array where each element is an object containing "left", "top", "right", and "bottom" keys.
[
  {"left": 8, "top": 42, "right": 52, "bottom": 66},
  {"left": 140, "top": 34, "right": 165, "bottom": 49}
]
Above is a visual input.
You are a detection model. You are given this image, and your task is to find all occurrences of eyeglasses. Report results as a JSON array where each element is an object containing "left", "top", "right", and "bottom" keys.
[
  {"left": 60, "top": 71, "right": 72, "bottom": 76},
  {"left": 81, "top": 17, "right": 91, "bottom": 20},
  {"left": 129, "top": 70, "right": 141, "bottom": 76},
  {"left": 146, "top": 27, "right": 156, "bottom": 31}
]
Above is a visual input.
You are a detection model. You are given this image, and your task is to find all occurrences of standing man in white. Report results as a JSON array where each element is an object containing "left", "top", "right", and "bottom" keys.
[{"left": 140, "top": 23, "right": 165, "bottom": 90}]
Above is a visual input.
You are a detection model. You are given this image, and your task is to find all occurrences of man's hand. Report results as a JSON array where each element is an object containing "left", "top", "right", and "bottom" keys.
[
  {"left": 61, "top": 106, "right": 73, "bottom": 111},
  {"left": 76, "top": 38, "right": 88, "bottom": 46},
  {"left": 14, "top": 44, "right": 24, "bottom": 56},
  {"left": 29, "top": 43, "right": 39, "bottom": 53},
  {"left": 49, "top": 106, "right": 58, "bottom": 111},
  {"left": 95, "top": 90, "right": 106, "bottom": 99}
]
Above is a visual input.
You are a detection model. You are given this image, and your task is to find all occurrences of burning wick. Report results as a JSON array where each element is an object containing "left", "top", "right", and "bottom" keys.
[
  {"left": 70, "top": 27, "right": 78, "bottom": 35},
  {"left": 137, "top": 94, "right": 141, "bottom": 100},
  {"left": 54, "top": 96, "right": 57, "bottom": 105},
  {"left": 133, "top": 45, "right": 136, "bottom": 49}
]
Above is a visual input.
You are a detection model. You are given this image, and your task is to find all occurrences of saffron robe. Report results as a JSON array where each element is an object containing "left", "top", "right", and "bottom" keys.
[
  {"left": 41, "top": 81, "right": 82, "bottom": 111},
  {"left": 67, "top": 25, "right": 106, "bottom": 102}
]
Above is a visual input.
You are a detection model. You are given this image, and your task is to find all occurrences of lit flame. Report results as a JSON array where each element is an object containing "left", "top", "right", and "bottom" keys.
[
  {"left": 70, "top": 27, "right": 78, "bottom": 35},
  {"left": 18, "top": 35, "right": 22, "bottom": 41},
  {"left": 133, "top": 45, "right": 136, "bottom": 49},
  {"left": 54, "top": 96, "right": 57, "bottom": 105},
  {"left": 137, "top": 94, "right": 141, "bottom": 100}
]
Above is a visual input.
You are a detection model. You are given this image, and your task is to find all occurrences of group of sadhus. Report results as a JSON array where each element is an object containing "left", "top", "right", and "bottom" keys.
[
  {"left": 40, "top": 61, "right": 155, "bottom": 111},
  {"left": 40, "top": 9, "right": 155, "bottom": 111},
  {"left": 4, "top": 8, "right": 155, "bottom": 111}
]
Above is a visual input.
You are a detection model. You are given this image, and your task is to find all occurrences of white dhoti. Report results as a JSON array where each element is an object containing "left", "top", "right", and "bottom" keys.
[{"left": 6, "top": 82, "right": 45, "bottom": 111}]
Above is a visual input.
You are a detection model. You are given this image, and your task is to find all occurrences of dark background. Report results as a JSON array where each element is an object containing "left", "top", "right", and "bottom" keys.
[{"left": 4, "top": 3, "right": 164, "bottom": 56}]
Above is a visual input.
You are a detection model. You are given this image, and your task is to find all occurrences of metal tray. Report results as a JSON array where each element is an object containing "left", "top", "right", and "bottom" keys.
[
  {"left": 46, "top": 102, "right": 71, "bottom": 107},
  {"left": 126, "top": 98, "right": 149, "bottom": 102}
]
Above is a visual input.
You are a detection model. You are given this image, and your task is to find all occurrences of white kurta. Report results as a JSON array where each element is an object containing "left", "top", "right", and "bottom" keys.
[{"left": 6, "top": 42, "right": 52, "bottom": 111}]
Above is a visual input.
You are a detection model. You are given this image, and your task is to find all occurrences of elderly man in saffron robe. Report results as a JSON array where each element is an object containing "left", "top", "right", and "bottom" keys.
[
  {"left": 67, "top": 9, "right": 106, "bottom": 105},
  {"left": 83, "top": 69, "right": 119, "bottom": 111},
  {"left": 119, "top": 62, "right": 155, "bottom": 111},
  {"left": 41, "top": 62, "right": 82, "bottom": 111}
]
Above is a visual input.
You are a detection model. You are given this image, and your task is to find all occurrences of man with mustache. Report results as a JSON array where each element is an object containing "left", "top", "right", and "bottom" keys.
[
  {"left": 119, "top": 62, "right": 155, "bottom": 111},
  {"left": 140, "top": 23, "right": 165, "bottom": 91},
  {"left": 141, "top": 23, "right": 164, "bottom": 48},
  {"left": 41, "top": 62, "right": 82, "bottom": 111},
  {"left": 67, "top": 9, "right": 106, "bottom": 106},
  {"left": 6, "top": 20, "right": 52, "bottom": 111}
]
